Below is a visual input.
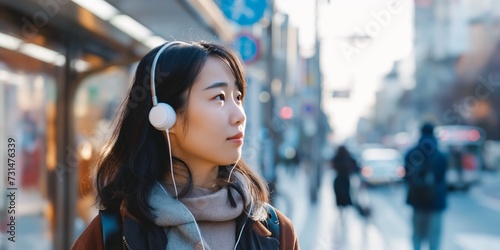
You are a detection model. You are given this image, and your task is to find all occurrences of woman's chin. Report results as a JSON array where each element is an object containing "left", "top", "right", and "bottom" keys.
[{"left": 221, "top": 155, "right": 241, "bottom": 166}]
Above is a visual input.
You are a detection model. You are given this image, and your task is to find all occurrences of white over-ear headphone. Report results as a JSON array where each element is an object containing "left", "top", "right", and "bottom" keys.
[
  {"left": 149, "top": 41, "right": 189, "bottom": 199},
  {"left": 148, "top": 42, "right": 183, "bottom": 131}
]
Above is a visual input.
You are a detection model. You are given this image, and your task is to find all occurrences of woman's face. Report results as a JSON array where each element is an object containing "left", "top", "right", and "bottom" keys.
[{"left": 170, "top": 56, "right": 246, "bottom": 170}]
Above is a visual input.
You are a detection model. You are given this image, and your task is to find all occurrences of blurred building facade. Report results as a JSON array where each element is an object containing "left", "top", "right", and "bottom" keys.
[
  {"left": 367, "top": 0, "right": 500, "bottom": 146},
  {"left": 411, "top": 0, "right": 500, "bottom": 139},
  {"left": 269, "top": 9, "right": 331, "bottom": 202}
]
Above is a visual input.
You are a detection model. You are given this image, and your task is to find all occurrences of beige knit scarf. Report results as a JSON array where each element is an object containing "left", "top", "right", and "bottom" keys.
[{"left": 149, "top": 174, "right": 247, "bottom": 250}]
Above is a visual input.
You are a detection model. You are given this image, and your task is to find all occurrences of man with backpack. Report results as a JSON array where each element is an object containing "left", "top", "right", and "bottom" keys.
[{"left": 404, "top": 123, "right": 448, "bottom": 250}]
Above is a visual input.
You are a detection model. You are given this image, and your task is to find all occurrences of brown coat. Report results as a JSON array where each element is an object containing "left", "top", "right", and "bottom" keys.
[{"left": 71, "top": 209, "right": 299, "bottom": 250}]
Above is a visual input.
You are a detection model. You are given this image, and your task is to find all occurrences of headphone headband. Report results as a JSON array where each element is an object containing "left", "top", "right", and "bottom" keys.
[{"left": 150, "top": 41, "right": 186, "bottom": 106}]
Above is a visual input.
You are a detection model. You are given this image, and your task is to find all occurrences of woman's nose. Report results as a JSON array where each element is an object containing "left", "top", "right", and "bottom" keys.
[{"left": 230, "top": 101, "right": 246, "bottom": 126}]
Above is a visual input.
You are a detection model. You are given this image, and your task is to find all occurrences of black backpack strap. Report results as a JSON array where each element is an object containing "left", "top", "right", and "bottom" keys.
[
  {"left": 99, "top": 210, "right": 123, "bottom": 250},
  {"left": 261, "top": 203, "right": 280, "bottom": 240}
]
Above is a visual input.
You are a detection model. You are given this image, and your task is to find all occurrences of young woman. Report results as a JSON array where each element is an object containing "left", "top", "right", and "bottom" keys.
[{"left": 71, "top": 41, "right": 299, "bottom": 250}]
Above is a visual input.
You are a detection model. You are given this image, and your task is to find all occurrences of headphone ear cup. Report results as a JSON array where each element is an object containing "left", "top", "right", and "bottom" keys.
[{"left": 149, "top": 103, "right": 177, "bottom": 131}]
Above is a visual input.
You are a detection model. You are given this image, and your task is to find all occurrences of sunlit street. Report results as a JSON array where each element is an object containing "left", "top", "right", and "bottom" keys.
[
  {"left": 1, "top": 0, "right": 500, "bottom": 249},
  {"left": 275, "top": 165, "right": 500, "bottom": 250}
]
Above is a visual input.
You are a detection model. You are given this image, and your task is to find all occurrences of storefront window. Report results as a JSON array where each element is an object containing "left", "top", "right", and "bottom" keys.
[
  {"left": 0, "top": 62, "right": 57, "bottom": 249},
  {"left": 73, "top": 66, "right": 131, "bottom": 234},
  {"left": 0, "top": 5, "right": 135, "bottom": 249}
]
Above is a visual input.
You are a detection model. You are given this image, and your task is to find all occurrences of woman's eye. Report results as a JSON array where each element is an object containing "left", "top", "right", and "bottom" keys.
[
  {"left": 236, "top": 94, "right": 243, "bottom": 102},
  {"left": 215, "top": 94, "right": 225, "bottom": 101}
]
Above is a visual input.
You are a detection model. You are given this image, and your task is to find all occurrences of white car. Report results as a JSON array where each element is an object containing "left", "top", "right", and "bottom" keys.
[{"left": 359, "top": 148, "right": 405, "bottom": 185}]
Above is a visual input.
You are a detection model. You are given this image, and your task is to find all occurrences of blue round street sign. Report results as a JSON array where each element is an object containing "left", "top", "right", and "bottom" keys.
[
  {"left": 303, "top": 103, "right": 316, "bottom": 115},
  {"left": 234, "top": 33, "right": 260, "bottom": 64},
  {"left": 220, "top": 0, "right": 267, "bottom": 26}
]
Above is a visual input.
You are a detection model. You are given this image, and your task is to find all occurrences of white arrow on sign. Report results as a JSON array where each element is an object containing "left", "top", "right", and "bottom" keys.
[{"left": 230, "top": 0, "right": 255, "bottom": 20}]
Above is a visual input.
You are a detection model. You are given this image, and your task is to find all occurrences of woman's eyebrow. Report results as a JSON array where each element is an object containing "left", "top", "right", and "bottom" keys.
[{"left": 204, "top": 82, "right": 228, "bottom": 90}]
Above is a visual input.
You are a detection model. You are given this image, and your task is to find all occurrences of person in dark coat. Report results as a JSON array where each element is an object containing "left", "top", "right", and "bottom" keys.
[
  {"left": 404, "top": 123, "right": 448, "bottom": 250},
  {"left": 331, "top": 146, "right": 358, "bottom": 213}
]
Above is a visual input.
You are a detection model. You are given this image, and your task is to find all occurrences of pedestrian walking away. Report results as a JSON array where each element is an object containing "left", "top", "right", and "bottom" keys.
[{"left": 404, "top": 122, "right": 448, "bottom": 250}]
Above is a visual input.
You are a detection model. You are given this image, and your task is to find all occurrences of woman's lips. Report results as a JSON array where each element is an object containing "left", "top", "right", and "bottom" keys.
[{"left": 227, "top": 132, "right": 244, "bottom": 143}]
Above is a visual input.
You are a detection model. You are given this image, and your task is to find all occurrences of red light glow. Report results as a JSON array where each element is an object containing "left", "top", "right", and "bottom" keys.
[
  {"left": 280, "top": 106, "right": 293, "bottom": 120},
  {"left": 468, "top": 130, "right": 480, "bottom": 141},
  {"left": 439, "top": 130, "right": 450, "bottom": 141},
  {"left": 395, "top": 166, "right": 406, "bottom": 178},
  {"left": 362, "top": 167, "right": 373, "bottom": 178}
]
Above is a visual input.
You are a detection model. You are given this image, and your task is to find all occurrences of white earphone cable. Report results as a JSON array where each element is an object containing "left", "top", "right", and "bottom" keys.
[
  {"left": 165, "top": 130, "right": 178, "bottom": 198},
  {"left": 156, "top": 181, "right": 205, "bottom": 250},
  {"left": 233, "top": 221, "right": 247, "bottom": 250},
  {"left": 227, "top": 160, "right": 239, "bottom": 182},
  {"left": 150, "top": 41, "right": 204, "bottom": 250}
]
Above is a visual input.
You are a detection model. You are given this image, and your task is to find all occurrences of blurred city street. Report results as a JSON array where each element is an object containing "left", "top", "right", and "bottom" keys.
[
  {"left": 2, "top": 0, "right": 500, "bottom": 249},
  {"left": 275, "top": 164, "right": 500, "bottom": 250}
]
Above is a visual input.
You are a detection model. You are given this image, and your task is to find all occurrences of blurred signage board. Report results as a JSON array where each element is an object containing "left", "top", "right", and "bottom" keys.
[
  {"left": 435, "top": 126, "right": 486, "bottom": 144},
  {"left": 234, "top": 33, "right": 260, "bottom": 64},
  {"left": 415, "top": 0, "right": 433, "bottom": 8},
  {"left": 332, "top": 90, "right": 350, "bottom": 98},
  {"left": 220, "top": 0, "right": 267, "bottom": 26}
]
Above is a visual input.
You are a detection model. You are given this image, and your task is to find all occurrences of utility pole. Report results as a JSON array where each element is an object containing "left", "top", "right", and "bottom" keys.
[{"left": 263, "top": 0, "right": 278, "bottom": 202}]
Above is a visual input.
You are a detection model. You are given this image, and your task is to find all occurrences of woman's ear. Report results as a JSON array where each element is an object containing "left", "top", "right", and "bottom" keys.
[
  {"left": 168, "top": 126, "right": 177, "bottom": 135},
  {"left": 167, "top": 117, "right": 181, "bottom": 135}
]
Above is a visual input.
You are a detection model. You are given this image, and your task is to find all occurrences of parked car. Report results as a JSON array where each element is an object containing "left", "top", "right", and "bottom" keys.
[{"left": 359, "top": 148, "right": 405, "bottom": 185}]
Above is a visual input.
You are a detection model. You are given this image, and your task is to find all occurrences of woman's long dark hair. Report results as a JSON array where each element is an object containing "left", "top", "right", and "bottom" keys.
[{"left": 94, "top": 41, "right": 269, "bottom": 222}]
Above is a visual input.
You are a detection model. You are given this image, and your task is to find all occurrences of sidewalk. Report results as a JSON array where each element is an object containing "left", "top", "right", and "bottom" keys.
[
  {"left": 470, "top": 170, "right": 500, "bottom": 213},
  {"left": 274, "top": 165, "right": 389, "bottom": 250}
]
